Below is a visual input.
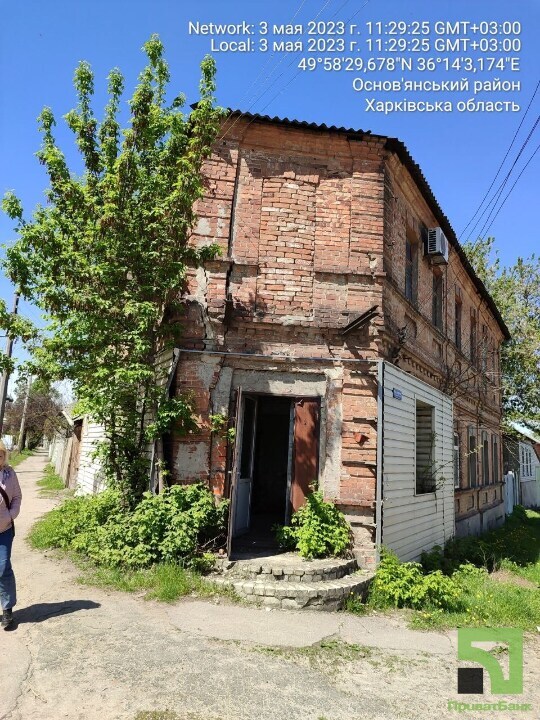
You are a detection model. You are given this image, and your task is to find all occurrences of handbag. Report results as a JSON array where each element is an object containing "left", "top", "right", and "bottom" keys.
[{"left": 0, "top": 485, "right": 15, "bottom": 537}]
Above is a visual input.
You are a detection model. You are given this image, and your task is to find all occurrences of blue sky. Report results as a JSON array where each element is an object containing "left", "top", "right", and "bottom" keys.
[{"left": 0, "top": 0, "right": 539, "bottom": 370}]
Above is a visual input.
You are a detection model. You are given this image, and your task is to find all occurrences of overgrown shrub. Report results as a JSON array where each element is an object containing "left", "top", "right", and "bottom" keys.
[
  {"left": 369, "top": 550, "right": 462, "bottom": 611},
  {"left": 30, "top": 484, "right": 228, "bottom": 570},
  {"left": 274, "top": 491, "right": 352, "bottom": 559}
]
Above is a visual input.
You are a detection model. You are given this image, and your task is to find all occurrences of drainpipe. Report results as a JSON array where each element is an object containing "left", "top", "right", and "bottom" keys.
[{"left": 375, "top": 360, "right": 384, "bottom": 564}]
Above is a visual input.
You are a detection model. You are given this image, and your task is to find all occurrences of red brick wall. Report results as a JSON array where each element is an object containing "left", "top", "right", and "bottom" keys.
[
  {"left": 169, "top": 115, "right": 506, "bottom": 545},
  {"left": 382, "top": 153, "right": 505, "bottom": 529}
]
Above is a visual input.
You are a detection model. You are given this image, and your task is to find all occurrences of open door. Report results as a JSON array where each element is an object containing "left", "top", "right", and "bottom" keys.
[
  {"left": 233, "top": 396, "right": 257, "bottom": 537},
  {"left": 226, "top": 387, "right": 242, "bottom": 558},
  {"left": 227, "top": 391, "right": 258, "bottom": 555},
  {"left": 290, "top": 398, "right": 320, "bottom": 512}
]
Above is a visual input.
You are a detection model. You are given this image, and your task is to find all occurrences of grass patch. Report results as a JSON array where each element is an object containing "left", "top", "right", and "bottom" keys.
[
  {"left": 256, "top": 638, "right": 373, "bottom": 672},
  {"left": 76, "top": 559, "right": 238, "bottom": 603},
  {"left": 9, "top": 448, "right": 33, "bottom": 467},
  {"left": 255, "top": 638, "right": 416, "bottom": 678},
  {"left": 36, "top": 463, "right": 66, "bottom": 495},
  {"left": 347, "top": 508, "right": 540, "bottom": 631},
  {"left": 410, "top": 566, "right": 540, "bottom": 630}
]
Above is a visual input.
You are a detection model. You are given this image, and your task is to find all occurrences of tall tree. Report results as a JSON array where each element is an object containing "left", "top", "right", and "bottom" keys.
[
  {"left": 5, "top": 377, "right": 64, "bottom": 449},
  {"left": 463, "top": 237, "right": 540, "bottom": 429},
  {"left": 2, "top": 36, "right": 223, "bottom": 501}
]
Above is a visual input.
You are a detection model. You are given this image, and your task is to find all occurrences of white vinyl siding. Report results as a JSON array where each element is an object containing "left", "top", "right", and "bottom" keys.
[
  {"left": 381, "top": 362, "right": 454, "bottom": 562},
  {"left": 76, "top": 418, "right": 106, "bottom": 495}
]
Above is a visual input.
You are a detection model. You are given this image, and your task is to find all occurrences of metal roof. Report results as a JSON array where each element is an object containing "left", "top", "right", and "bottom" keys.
[{"left": 225, "top": 110, "right": 511, "bottom": 341}]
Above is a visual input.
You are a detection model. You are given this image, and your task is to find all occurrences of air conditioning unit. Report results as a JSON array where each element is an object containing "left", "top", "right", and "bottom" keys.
[{"left": 426, "top": 227, "right": 449, "bottom": 264}]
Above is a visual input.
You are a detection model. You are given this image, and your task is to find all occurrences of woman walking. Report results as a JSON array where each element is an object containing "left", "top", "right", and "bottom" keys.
[{"left": 0, "top": 442, "right": 22, "bottom": 629}]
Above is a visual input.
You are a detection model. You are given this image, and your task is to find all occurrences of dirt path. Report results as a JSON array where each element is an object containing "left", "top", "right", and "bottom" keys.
[{"left": 1, "top": 452, "right": 538, "bottom": 720}]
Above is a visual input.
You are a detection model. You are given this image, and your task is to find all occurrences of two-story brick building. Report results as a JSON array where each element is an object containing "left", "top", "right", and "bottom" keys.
[{"left": 165, "top": 111, "right": 510, "bottom": 566}]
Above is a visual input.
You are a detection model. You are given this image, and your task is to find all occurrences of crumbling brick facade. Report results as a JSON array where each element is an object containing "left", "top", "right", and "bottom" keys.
[{"left": 168, "top": 112, "right": 508, "bottom": 564}]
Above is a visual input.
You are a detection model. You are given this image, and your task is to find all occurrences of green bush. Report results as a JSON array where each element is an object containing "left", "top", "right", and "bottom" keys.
[
  {"left": 420, "top": 505, "right": 539, "bottom": 575},
  {"left": 274, "top": 491, "right": 352, "bottom": 559},
  {"left": 29, "top": 484, "right": 228, "bottom": 569},
  {"left": 369, "top": 550, "right": 462, "bottom": 611}
]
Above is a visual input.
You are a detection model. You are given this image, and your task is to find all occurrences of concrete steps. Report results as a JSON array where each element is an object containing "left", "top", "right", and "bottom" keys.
[{"left": 211, "top": 554, "right": 374, "bottom": 611}]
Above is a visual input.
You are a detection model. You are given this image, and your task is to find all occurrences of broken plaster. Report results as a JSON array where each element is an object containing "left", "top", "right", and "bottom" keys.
[{"left": 193, "top": 266, "right": 215, "bottom": 345}]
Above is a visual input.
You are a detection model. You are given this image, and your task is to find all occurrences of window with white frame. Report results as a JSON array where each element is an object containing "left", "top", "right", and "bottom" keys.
[{"left": 520, "top": 444, "right": 533, "bottom": 478}]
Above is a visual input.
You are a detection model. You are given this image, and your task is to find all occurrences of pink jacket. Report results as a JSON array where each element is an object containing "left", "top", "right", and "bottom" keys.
[{"left": 0, "top": 465, "right": 22, "bottom": 533}]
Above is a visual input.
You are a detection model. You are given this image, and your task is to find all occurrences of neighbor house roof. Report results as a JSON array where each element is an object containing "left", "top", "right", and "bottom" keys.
[
  {"left": 224, "top": 110, "right": 511, "bottom": 341},
  {"left": 509, "top": 421, "right": 540, "bottom": 445}
]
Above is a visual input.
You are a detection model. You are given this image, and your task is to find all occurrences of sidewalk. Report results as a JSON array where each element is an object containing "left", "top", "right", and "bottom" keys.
[{"left": 1, "top": 451, "right": 538, "bottom": 720}]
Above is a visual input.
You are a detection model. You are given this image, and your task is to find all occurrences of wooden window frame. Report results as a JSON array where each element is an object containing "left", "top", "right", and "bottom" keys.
[
  {"left": 468, "top": 427, "right": 477, "bottom": 488},
  {"left": 470, "top": 309, "right": 477, "bottom": 365},
  {"left": 455, "top": 294, "right": 462, "bottom": 350},
  {"left": 482, "top": 430, "right": 490, "bottom": 485},
  {"left": 492, "top": 435, "right": 499, "bottom": 485},
  {"left": 405, "top": 231, "right": 418, "bottom": 306},
  {"left": 432, "top": 271, "right": 443, "bottom": 331},
  {"left": 454, "top": 431, "right": 461, "bottom": 489}
]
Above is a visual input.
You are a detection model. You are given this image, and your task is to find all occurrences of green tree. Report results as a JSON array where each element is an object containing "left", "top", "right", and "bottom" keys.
[
  {"left": 464, "top": 237, "right": 540, "bottom": 429},
  {"left": 0, "top": 299, "right": 36, "bottom": 374},
  {"left": 5, "top": 377, "right": 64, "bottom": 449},
  {"left": 2, "top": 36, "right": 223, "bottom": 502}
]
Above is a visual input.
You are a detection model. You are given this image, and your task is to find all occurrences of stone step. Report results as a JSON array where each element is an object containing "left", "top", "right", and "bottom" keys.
[
  {"left": 211, "top": 570, "right": 374, "bottom": 611},
  {"left": 214, "top": 555, "right": 358, "bottom": 583}
]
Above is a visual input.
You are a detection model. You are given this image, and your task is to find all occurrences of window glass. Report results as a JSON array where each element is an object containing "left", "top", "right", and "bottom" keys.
[
  {"left": 416, "top": 400, "right": 436, "bottom": 493},
  {"left": 432, "top": 273, "right": 443, "bottom": 330}
]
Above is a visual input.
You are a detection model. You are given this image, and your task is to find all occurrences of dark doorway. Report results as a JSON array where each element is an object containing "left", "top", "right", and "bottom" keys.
[
  {"left": 249, "top": 396, "right": 291, "bottom": 543},
  {"left": 230, "top": 393, "right": 320, "bottom": 556}
]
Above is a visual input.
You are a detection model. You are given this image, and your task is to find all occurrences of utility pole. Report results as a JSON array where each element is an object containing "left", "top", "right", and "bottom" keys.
[
  {"left": 0, "top": 292, "right": 20, "bottom": 435},
  {"left": 17, "top": 375, "right": 32, "bottom": 451}
]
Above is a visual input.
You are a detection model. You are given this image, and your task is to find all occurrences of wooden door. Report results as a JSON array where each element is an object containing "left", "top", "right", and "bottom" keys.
[
  {"left": 290, "top": 399, "right": 320, "bottom": 512},
  {"left": 232, "top": 396, "right": 257, "bottom": 537},
  {"left": 226, "top": 387, "right": 242, "bottom": 557},
  {"left": 67, "top": 422, "right": 82, "bottom": 489}
]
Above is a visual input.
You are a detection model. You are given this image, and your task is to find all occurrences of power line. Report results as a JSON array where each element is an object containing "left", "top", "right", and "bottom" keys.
[
  {"left": 460, "top": 79, "right": 540, "bottom": 238},
  {"left": 481, "top": 141, "right": 540, "bottom": 238},
  {"left": 473, "top": 115, "right": 539, "bottom": 241},
  {"left": 218, "top": 0, "right": 336, "bottom": 142},
  {"left": 229, "top": 0, "right": 310, "bottom": 115},
  {"left": 219, "top": 0, "right": 370, "bottom": 143}
]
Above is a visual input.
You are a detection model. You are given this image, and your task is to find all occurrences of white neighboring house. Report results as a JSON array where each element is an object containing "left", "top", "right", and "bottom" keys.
[
  {"left": 47, "top": 410, "right": 75, "bottom": 485},
  {"left": 74, "top": 415, "right": 106, "bottom": 495},
  {"left": 505, "top": 422, "right": 540, "bottom": 510},
  {"left": 47, "top": 411, "right": 106, "bottom": 494}
]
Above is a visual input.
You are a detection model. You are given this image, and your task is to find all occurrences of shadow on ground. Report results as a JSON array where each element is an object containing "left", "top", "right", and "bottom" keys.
[{"left": 9, "top": 599, "right": 101, "bottom": 628}]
